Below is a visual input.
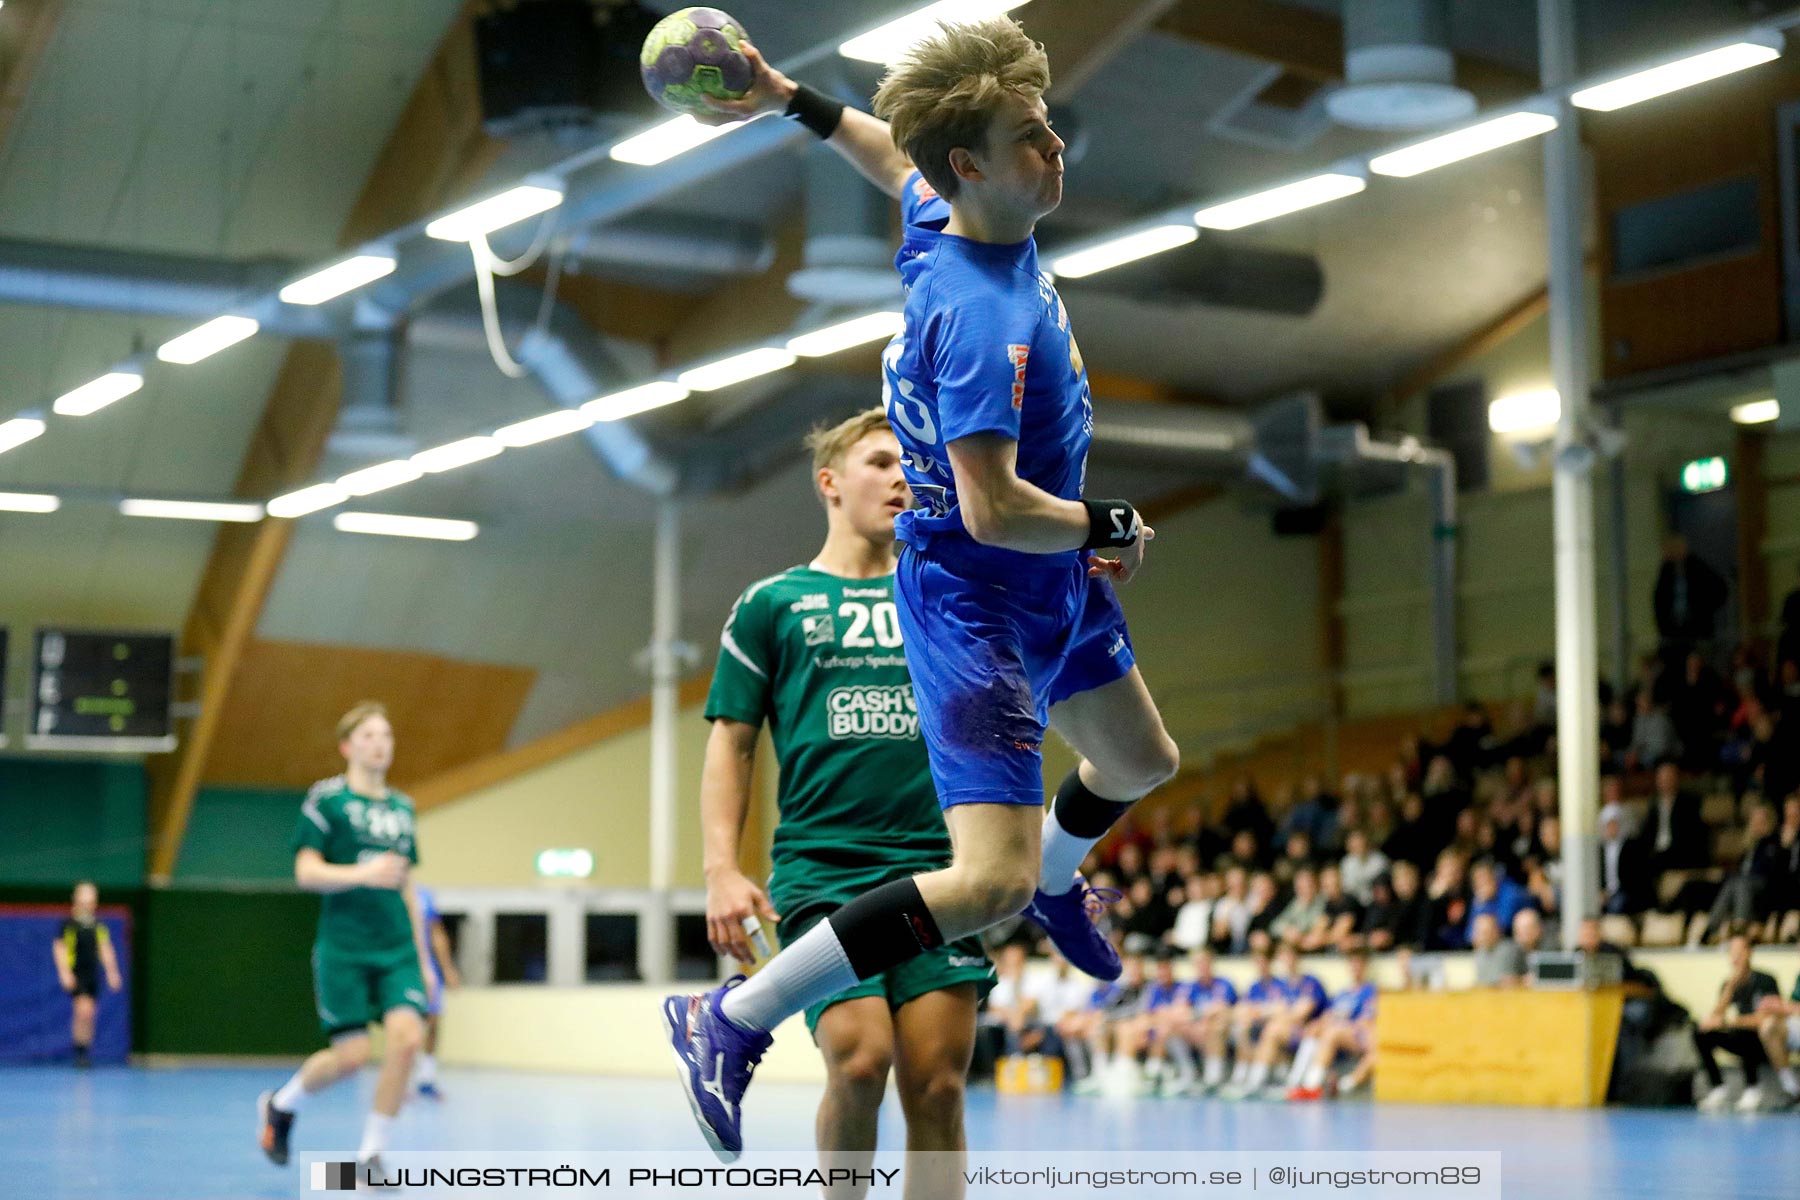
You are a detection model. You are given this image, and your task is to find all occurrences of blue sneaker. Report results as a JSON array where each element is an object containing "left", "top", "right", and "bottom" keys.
[
  {"left": 661, "top": 977, "right": 772, "bottom": 1162},
  {"left": 1024, "top": 875, "right": 1123, "bottom": 980}
]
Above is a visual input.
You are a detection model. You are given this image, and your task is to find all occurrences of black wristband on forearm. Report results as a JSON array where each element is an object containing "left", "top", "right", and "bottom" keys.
[
  {"left": 784, "top": 82, "right": 845, "bottom": 139},
  {"left": 1082, "top": 499, "right": 1142, "bottom": 549}
]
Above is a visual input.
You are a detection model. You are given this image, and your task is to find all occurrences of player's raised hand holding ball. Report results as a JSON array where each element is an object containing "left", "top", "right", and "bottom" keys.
[{"left": 640, "top": 8, "right": 792, "bottom": 126}]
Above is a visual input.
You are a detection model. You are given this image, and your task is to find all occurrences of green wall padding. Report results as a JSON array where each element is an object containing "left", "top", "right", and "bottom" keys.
[
  {"left": 139, "top": 887, "right": 321, "bottom": 1056},
  {"left": 0, "top": 759, "right": 146, "bottom": 887},
  {"left": 176, "top": 787, "right": 306, "bottom": 884}
]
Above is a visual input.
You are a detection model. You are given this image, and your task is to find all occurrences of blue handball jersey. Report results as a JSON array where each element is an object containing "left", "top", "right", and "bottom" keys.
[
  {"left": 1143, "top": 982, "right": 1184, "bottom": 1012},
  {"left": 1186, "top": 976, "right": 1238, "bottom": 1009},
  {"left": 1285, "top": 973, "right": 1328, "bottom": 1019},
  {"left": 882, "top": 171, "right": 1095, "bottom": 575},
  {"left": 1330, "top": 981, "right": 1378, "bottom": 1022}
]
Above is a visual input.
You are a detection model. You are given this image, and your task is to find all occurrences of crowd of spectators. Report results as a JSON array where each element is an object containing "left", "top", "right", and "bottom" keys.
[
  {"left": 980, "top": 541, "right": 1800, "bottom": 1105},
  {"left": 1079, "top": 663, "right": 1800, "bottom": 962}
]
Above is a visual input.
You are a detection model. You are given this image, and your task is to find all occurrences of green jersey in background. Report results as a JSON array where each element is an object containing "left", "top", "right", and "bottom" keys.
[
  {"left": 291, "top": 776, "right": 420, "bottom": 957},
  {"left": 704, "top": 566, "right": 949, "bottom": 915}
]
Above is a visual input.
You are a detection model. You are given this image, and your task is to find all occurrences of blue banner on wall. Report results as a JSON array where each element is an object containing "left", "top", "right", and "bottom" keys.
[{"left": 0, "top": 906, "right": 131, "bottom": 1063}]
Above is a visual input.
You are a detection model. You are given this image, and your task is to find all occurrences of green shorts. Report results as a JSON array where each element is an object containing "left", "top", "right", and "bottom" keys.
[
  {"left": 779, "top": 904, "right": 996, "bottom": 1038},
  {"left": 312, "top": 943, "right": 428, "bottom": 1037}
]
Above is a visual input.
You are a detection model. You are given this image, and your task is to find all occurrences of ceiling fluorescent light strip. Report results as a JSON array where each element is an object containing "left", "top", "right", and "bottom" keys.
[
  {"left": 1050, "top": 225, "right": 1199, "bottom": 279},
  {"left": 156, "top": 315, "right": 260, "bottom": 365},
  {"left": 1194, "top": 173, "right": 1366, "bottom": 231},
  {"left": 53, "top": 370, "right": 144, "bottom": 416},
  {"left": 119, "top": 498, "right": 264, "bottom": 522},
  {"left": 279, "top": 254, "right": 398, "bottom": 305},
  {"left": 839, "top": 1, "right": 1033, "bottom": 64},
  {"left": 0, "top": 416, "right": 48, "bottom": 454},
  {"left": 266, "top": 483, "right": 349, "bottom": 519},
  {"left": 1488, "top": 388, "right": 1562, "bottom": 435},
  {"left": 425, "top": 183, "right": 564, "bottom": 242},
  {"left": 1369, "top": 110, "right": 1560, "bottom": 178},
  {"left": 0, "top": 490, "right": 59, "bottom": 513},
  {"left": 677, "top": 347, "right": 797, "bottom": 392},
  {"left": 785, "top": 311, "right": 905, "bottom": 357},
  {"left": 1731, "top": 398, "right": 1780, "bottom": 425},
  {"left": 334, "top": 512, "right": 478, "bottom": 541},
  {"left": 1572, "top": 37, "right": 1783, "bottom": 112},
  {"left": 411, "top": 436, "right": 503, "bottom": 473},
  {"left": 611, "top": 115, "right": 750, "bottom": 166},
  {"left": 493, "top": 409, "right": 595, "bottom": 447},
  {"left": 583, "top": 381, "right": 689, "bottom": 422},
  {"left": 335, "top": 460, "right": 424, "bottom": 496}
]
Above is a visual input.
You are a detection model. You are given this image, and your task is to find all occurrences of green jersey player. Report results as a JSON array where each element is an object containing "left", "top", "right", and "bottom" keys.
[
  {"left": 699, "top": 408, "right": 995, "bottom": 1199},
  {"left": 257, "top": 702, "right": 434, "bottom": 1180}
]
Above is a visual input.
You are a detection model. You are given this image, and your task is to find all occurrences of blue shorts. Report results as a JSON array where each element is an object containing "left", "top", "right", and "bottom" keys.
[{"left": 895, "top": 542, "right": 1136, "bottom": 809}]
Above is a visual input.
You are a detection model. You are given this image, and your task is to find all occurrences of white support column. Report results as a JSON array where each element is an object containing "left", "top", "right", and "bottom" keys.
[
  {"left": 1541, "top": 0, "right": 1600, "bottom": 948},
  {"left": 548, "top": 892, "right": 584, "bottom": 988},
  {"left": 640, "top": 498, "right": 682, "bottom": 983},
  {"left": 1427, "top": 454, "right": 1460, "bottom": 706},
  {"left": 1607, "top": 425, "right": 1634, "bottom": 694},
  {"left": 463, "top": 906, "right": 495, "bottom": 987}
]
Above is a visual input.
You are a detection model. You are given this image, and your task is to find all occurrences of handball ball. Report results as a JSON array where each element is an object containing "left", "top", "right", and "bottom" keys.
[{"left": 640, "top": 8, "right": 753, "bottom": 119}]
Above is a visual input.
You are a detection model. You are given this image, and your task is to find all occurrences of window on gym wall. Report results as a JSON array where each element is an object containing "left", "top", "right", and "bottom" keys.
[
  {"left": 585, "top": 913, "right": 640, "bottom": 982},
  {"left": 675, "top": 913, "right": 715, "bottom": 981},
  {"left": 493, "top": 912, "right": 548, "bottom": 984},
  {"left": 438, "top": 911, "right": 465, "bottom": 965}
]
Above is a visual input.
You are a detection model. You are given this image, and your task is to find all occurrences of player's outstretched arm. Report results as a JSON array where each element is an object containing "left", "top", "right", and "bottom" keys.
[
  {"left": 700, "top": 39, "right": 912, "bottom": 199},
  {"left": 700, "top": 717, "right": 780, "bottom": 964},
  {"left": 948, "top": 433, "right": 1155, "bottom": 582}
]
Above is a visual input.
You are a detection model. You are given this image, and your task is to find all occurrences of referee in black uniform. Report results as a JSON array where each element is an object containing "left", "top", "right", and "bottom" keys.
[{"left": 51, "top": 881, "right": 122, "bottom": 1067}]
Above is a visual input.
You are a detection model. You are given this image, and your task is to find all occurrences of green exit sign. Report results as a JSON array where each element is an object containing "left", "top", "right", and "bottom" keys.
[
  {"left": 536, "top": 848, "right": 594, "bottom": 878},
  {"left": 1681, "top": 456, "right": 1728, "bottom": 494}
]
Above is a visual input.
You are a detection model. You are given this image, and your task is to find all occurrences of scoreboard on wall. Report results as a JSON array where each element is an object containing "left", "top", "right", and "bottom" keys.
[{"left": 27, "top": 629, "right": 176, "bottom": 752}]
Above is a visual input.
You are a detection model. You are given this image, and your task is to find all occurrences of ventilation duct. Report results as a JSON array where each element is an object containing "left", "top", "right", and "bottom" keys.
[
  {"left": 516, "top": 314, "right": 679, "bottom": 496},
  {"left": 0, "top": 236, "right": 337, "bottom": 338},
  {"left": 786, "top": 145, "right": 903, "bottom": 307},
  {"left": 1064, "top": 240, "right": 1325, "bottom": 318},
  {"left": 1325, "top": 0, "right": 1476, "bottom": 130},
  {"left": 328, "top": 326, "right": 413, "bottom": 460},
  {"left": 562, "top": 215, "right": 775, "bottom": 280}
]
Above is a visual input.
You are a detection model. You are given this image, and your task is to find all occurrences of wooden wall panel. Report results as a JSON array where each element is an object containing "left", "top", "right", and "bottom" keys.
[
  {"left": 200, "top": 639, "right": 536, "bottom": 791},
  {"left": 410, "top": 674, "right": 714, "bottom": 814},
  {"left": 1592, "top": 58, "right": 1797, "bottom": 379}
]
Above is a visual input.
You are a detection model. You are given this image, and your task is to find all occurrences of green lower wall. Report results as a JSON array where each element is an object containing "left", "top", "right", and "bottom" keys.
[
  {"left": 139, "top": 887, "right": 320, "bottom": 1055},
  {"left": 0, "top": 758, "right": 146, "bottom": 887},
  {"left": 176, "top": 786, "right": 306, "bottom": 884}
]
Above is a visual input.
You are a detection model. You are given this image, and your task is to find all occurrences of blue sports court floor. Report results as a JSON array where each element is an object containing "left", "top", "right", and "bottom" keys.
[{"left": 4, "top": 1064, "right": 1796, "bottom": 1199}]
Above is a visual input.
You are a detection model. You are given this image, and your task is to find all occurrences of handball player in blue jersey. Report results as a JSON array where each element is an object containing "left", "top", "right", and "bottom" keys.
[
  {"left": 662, "top": 17, "right": 1179, "bottom": 1159},
  {"left": 1285, "top": 946, "right": 1378, "bottom": 1101}
]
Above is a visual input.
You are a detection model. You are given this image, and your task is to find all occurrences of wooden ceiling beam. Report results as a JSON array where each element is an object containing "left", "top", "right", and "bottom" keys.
[{"left": 0, "top": 0, "right": 67, "bottom": 151}]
